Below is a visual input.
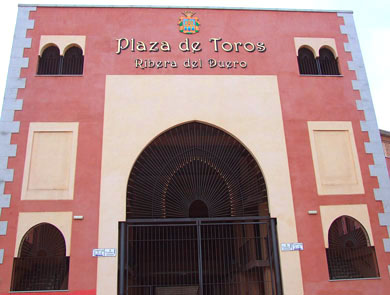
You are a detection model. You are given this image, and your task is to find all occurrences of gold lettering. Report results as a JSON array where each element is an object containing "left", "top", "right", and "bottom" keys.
[
  {"left": 135, "top": 59, "right": 144, "bottom": 69},
  {"left": 221, "top": 42, "right": 233, "bottom": 52},
  {"left": 239, "top": 61, "right": 247, "bottom": 68},
  {"left": 130, "top": 38, "right": 135, "bottom": 51},
  {"left": 243, "top": 42, "right": 255, "bottom": 52},
  {"left": 116, "top": 38, "right": 129, "bottom": 54},
  {"left": 191, "top": 42, "right": 202, "bottom": 53},
  {"left": 233, "top": 42, "right": 242, "bottom": 52},
  {"left": 149, "top": 41, "right": 159, "bottom": 52},
  {"left": 136, "top": 41, "right": 147, "bottom": 52},
  {"left": 179, "top": 38, "right": 190, "bottom": 52},
  {"left": 161, "top": 41, "right": 171, "bottom": 52},
  {"left": 257, "top": 42, "right": 266, "bottom": 52},
  {"left": 208, "top": 58, "right": 217, "bottom": 68},
  {"left": 147, "top": 59, "right": 155, "bottom": 68},
  {"left": 209, "top": 38, "right": 222, "bottom": 52}
]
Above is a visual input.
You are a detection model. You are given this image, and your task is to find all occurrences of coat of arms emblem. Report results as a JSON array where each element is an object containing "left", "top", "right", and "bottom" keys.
[{"left": 178, "top": 11, "right": 200, "bottom": 34}]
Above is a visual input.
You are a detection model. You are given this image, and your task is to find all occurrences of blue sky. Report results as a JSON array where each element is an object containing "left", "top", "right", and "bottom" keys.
[{"left": 1, "top": 0, "right": 389, "bottom": 129}]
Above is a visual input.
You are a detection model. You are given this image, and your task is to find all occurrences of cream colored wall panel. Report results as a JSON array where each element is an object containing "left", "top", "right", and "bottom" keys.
[
  {"left": 320, "top": 204, "right": 374, "bottom": 248},
  {"left": 14, "top": 212, "right": 72, "bottom": 256},
  {"left": 308, "top": 121, "right": 364, "bottom": 195},
  {"left": 314, "top": 130, "right": 356, "bottom": 184},
  {"left": 294, "top": 37, "right": 338, "bottom": 57},
  {"left": 21, "top": 122, "right": 79, "bottom": 200},
  {"left": 97, "top": 75, "right": 304, "bottom": 295},
  {"left": 28, "top": 131, "right": 72, "bottom": 190},
  {"left": 39, "top": 35, "right": 86, "bottom": 55}
]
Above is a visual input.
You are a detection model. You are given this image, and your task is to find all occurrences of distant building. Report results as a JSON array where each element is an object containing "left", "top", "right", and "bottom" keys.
[
  {"left": 0, "top": 4, "right": 389, "bottom": 295},
  {"left": 380, "top": 129, "right": 390, "bottom": 175}
]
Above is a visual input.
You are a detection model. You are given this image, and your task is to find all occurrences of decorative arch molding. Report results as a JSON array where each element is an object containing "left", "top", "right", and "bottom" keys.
[
  {"left": 18, "top": 223, "right": 66, "bottom": 257},
  {"left": 39, "top": 35, "right": 86, "bottom": 56},
  {"left": 320, "top": 204, "right": 374, "bottom": 248},
  {"left": 294, "top": 37, "right": 338, "bottom": 58},
  {"left": 14, "top": 212, "right": 72, "bottom": 256}
]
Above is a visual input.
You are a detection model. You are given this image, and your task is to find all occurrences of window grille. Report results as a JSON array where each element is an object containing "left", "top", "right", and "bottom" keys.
[
  {"left": 326, "top": 216, "right": 380, "bottom": 280},
  {"left": 37, "top": 45, "right": 84, "bottom": 75},
  {"left": 62, "top": 46, "right": 84, "bottom": 75},
  {"left": 11, "top": 223, "right": 69, "bottom": 291},
  {"left": 297, "top": 46, "right": 340, "bottom": 75},
  {"left": 319, "top": 48, "right": 340, "bottom": 75},
  {"left": 37, "top": 46, "right": 61, "bottom": 75},
  {"left": 297, "top": 47, "right": 319, "bottom": 75}
]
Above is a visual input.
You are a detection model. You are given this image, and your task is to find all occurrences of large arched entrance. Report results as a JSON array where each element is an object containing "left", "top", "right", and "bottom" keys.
[{"left": 119, "top": 122, "right": 282, "bottom": 295}]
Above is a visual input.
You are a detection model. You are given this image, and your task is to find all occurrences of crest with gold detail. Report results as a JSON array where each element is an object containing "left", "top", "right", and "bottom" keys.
[{"left": 178, "top": 11, "right": 200, "bottom": 34}]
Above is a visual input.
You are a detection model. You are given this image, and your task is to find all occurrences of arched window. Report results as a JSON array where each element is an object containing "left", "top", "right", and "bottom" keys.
[
  {"left": 326, "top": 216, "right": 380, "bottom": 280},
  {"left": 297, "top": 47, "right": 319, "bottom": 75},
  {"left": 11, "top": 223, "right": 69, "bottom": 291},
  {"left": 37, "top": 46, "right": 61, "bottom": 75},
  {"left": 319, "top": 47, "right": 340, "bottom": 75},
  {"left": 62, "top": 46, "right": 84, "bottom": 75}
]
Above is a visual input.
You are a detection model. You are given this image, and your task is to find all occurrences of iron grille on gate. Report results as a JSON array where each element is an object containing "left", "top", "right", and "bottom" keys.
[
  {"left": 127, "top": 122, "right": 268, "bottom": 219},
  {"left": 119, "top": 217, "right": 282, "bottom": 295}
]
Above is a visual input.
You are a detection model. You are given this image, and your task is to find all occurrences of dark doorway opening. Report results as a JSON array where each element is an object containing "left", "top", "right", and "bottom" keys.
[
  {"left": 189, "top": 200, "right": 209, "bottom": 218},
  {"left": 122, "top": 122, "right": 282, "bottom": 294}
]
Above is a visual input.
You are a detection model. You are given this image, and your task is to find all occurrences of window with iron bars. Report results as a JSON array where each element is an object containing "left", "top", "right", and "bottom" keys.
[
  {"left": 37, "top": 45, "right": 84, "bottom": 75},
  {"left": 298, "top": 46, "right": 340, "bottom": 75},
  {"left": 326, "top": 216, "right": 380, "bottom": 280},
  {"left": 10, "top": 223, "right": 70, "bottom": 291}
]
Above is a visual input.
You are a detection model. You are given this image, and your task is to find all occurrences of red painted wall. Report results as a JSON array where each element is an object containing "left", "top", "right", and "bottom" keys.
[{"left": 0, "top": 6, "right": 388, "bottom": 294}]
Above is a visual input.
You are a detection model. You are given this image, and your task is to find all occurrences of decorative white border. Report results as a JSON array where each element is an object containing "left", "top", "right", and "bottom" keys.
[
  {"left": 0, "top": 6, "right": 36, "bottom": 264},
  {"left": 338, "top": 12, "right": 390, "bottom": 274}
]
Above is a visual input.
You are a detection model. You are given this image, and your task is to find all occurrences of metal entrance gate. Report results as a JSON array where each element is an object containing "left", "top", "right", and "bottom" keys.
[{"left": 118, "top": 217, "right": 282, "bottom": 295}]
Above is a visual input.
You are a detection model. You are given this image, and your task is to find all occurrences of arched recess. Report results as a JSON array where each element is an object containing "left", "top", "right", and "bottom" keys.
[
  {"left": 326, "top": 216, "right": 380, "bottom": 280},
  {"left": 127, "top": 121, "right": 269, "bottom": 219},
  {"left": 297, "top": 46, "right": 319, "bottom": 75},
  {"left": 62, "top": 45, "right": 84, "bottom": 75},
  {"left": 37, "top": 45, "right": 61, "bottom": 75},
  {"left": 319, "top": 47, "right": 340, "bottom": 75},
  {"left": 11, "top": 223, "right": 69, "bottom": 291}
]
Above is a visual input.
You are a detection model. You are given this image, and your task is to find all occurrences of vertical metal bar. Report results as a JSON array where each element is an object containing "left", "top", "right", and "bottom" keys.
[
  {"left": 59, "top": 56, "right": 64, "bottom": 75},
  {"left": 266, "top": 222, "right": 276, "bottom": 295},
  {"left": 196, "top": 220, "right": 204, "bottom": 295},
  {"left": 119, "top": 222, "right": 127, "bottom": 295},
  {"left": 270, "top": 218, "right": 283, "bottom": 295}
]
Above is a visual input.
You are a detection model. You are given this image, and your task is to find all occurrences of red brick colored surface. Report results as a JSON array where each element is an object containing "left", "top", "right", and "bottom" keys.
[{"left": 0, "top": 7, "right": 388, "bottom": 294}]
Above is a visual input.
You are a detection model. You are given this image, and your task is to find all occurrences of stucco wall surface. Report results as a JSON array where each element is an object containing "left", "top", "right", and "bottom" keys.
[{"left": 0, "top": 6, "right": 388, "bottom": 295}]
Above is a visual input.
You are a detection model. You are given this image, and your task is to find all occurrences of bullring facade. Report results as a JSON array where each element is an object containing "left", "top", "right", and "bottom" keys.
[{"left": 0, "top": 4, "right": 389, "bottom": 295}]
